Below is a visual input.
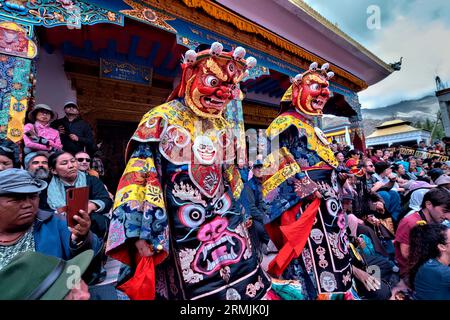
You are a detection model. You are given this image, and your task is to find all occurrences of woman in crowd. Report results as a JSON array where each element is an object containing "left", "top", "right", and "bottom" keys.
[
  {"left": 335, "top": 151, "right": 346, "bottom": 171},
  {"left": 407, "top": 158, "right": 425, "bottom": 180},
  {"left": 408, "top": 223, "right": 450, "bottom": 300},
  {"left": 47, "top": 151, "right": 112, "bottom": 240},
  {"left": 47, "top": 151, "right": 112, "bottom": 284},
  {"left": 23, "top": 104, "right": 62, "bottom": 154},
  {"left": 0, "top": 140, "right": 19, "bottom": 170}
]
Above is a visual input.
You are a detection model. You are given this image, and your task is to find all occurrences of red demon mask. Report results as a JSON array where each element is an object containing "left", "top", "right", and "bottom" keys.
[
  {"left": 281, "top": 62, "right": 334, "bottom": 117},
  {"left": 171, "top": 42, "right": 257, "bottom": 118}
]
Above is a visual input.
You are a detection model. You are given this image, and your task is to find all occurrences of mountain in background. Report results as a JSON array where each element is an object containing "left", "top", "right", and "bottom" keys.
[{"left": 323, "top": 95, "right": 440, "bottom": 136}]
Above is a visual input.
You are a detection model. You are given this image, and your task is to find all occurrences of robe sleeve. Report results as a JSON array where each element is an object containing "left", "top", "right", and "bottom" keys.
[
  {"left": 262, "top": 127, "right": 319, "bottom": 222},
  {"left": 106, "top": 142, "right": 169, "bottom": 267}
]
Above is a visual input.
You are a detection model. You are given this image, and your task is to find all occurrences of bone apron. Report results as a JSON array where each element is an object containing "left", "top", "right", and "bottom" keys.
[
  {"left": 262, "top": 62, "right": 354, "bottom": 299},
  {"left": 106, "top": 43, "right": 270, "bottom": 300}
]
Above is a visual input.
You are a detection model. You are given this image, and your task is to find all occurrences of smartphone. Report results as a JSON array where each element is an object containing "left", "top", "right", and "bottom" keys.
[{"left": 66, "top": 187, "right": 89, "bottom": 228}]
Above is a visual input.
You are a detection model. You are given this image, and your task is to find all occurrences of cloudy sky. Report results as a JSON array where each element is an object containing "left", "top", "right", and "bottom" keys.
[{"left": 303, "top": 0, "right": 450, "bottom": 109}]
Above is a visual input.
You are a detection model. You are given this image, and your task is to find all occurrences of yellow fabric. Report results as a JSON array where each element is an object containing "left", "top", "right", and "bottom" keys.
[
  {"left": 136, "top": 100, "right": 230, "bottom": 141},
  {"left": 7, "top": 97, "right": 27, "bottom": 143},
  {"left": 281, "top": 85, "right": 293, "bottom": 102},
  {"left": 114, "top": 155, "right": 164, "bottom": 210},
  {"left": 266, "top": 113, "right": 338, "bottom": 168},
  {"left": 262, "top": 147, "right": 301, "bottom": 198},
  {"left": 224, "top": 165, "right": 244, "bottom": 200}
]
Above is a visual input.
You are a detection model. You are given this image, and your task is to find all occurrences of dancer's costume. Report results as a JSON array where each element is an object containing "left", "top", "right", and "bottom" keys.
[
  {"left": 262, "top": 62, "right": 355, "bottom": 299},
  {"left": 106, "top": 42, "right": 271, "bottom": 300}
]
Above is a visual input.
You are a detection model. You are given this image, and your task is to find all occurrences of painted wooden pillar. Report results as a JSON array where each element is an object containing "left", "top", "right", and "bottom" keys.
[{"left": 0, "top": 21, "right": 36, "bottom": 144}]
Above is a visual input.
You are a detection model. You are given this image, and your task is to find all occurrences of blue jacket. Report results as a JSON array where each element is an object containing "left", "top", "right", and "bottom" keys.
[{"left": 33, "top": 210, "right": 102, "bottom": 260}]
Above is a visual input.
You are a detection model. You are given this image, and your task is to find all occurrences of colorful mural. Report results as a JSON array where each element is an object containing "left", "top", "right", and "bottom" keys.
[{"left": 0, "top": 0, "right": 124, "bottom": 28}]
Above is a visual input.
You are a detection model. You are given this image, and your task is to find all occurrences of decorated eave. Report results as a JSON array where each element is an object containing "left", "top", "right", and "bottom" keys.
[
  {"left": 215, "top": 0, "right": 394, "bottom": 89},
  {"left": 0, "top": 0, "right": 368, "bottom": 118}
]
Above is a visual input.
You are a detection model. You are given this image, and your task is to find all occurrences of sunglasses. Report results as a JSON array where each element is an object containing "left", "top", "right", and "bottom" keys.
[{"left": 76, "top": 157, "right": 91, "bottom": 163}]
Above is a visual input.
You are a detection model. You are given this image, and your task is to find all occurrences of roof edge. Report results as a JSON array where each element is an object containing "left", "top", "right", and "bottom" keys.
[{"left": 289, "top": 0, "right": 394, "bottom": 74}]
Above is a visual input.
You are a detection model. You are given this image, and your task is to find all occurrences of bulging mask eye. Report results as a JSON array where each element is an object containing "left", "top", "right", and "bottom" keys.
[
  {"left": 214, "top": 193, "right": 232, "bottom": 214},
  {"left": 178, "top": 204, "right": 206, "bottom": 228},
  {"left": 205, "top": 75, "right": 219, "bottom": 87},
  {"left": 228, "top": 62, "right": 235, "bottom": 73},
  {"left": 310, "top": 83, "right": 320, "bottom": 91}
]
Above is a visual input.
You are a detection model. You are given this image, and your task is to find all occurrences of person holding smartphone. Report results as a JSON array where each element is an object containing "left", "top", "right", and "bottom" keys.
[
  {"left": 370, "top": 162, "right": 402, "bottom": 223},
  {"left": 0, "top": 169, "right": 101, "bottom": 271}
]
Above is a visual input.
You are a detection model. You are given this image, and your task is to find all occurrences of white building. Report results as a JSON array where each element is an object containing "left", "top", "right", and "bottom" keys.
[{"left": 366, "top": 120, "right": 431, "bottom": 148}]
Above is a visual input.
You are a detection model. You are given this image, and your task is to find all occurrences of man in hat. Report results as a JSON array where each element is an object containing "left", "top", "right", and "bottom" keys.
[
  {"left": 0, "top": 168, "right": 102, "bottom": 271},
  {"left": 106, "top": 42, "right": 272, "bottom": 300},
  {"left": 244, "top": 159, "right": 270, "bottom": 255},
  {"left": 23, "top": 103, "right": 61, "bottom": 154},
  {"left": 51, "top": 101, "right": 95, "bottom": 155},
  {"left": 246, "top": 159, "right": 265, "bottom": 208},
  {"left": 0, "top": 250, "right": 93, "bottom": 300}
]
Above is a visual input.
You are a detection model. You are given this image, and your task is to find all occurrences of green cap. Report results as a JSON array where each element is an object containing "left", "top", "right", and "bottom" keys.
[{"left": 0, "top": 250, "right": 93, "bottom": 300}]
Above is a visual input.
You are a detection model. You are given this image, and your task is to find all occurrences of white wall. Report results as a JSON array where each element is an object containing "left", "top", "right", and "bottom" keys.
[{"left": 34, "top": 48, "right": 77, "bottom": 120}]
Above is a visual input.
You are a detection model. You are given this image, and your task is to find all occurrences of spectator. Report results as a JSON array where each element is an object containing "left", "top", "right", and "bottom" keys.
[
  {"left": 389, "top": 163, "right": 410, "bottom": 193},
  {"left": 408, "top": 223, "right": 450, "bottom": 300},
  {"left": 51, "top": 102, "right": 95, "bottom": 156},
  {"left": 407, "top": 158, "right": 424, "bottom": 180},
  {"left": 394, "top": 188, "right": 450, "bottom": 284},
  {"left": 0, "top": 139, "right": 20, "bottom": 170},
  {"left": 335, "top": 151, "right": 346, "bottom": 171},
  {"left": 392, "top": 150, "right": 404, "bottom": 162},
  {"left": 401, "top": 181, "right": 437, "bottom": 219},
  {"left": 47, "top": 151, "right": 112, "bottom": 284},
  {"left": 47, "top": 151, "right": 112, "bottom": 241},
  {"left": 91, "top": 143, "right": 105, "bottom": 177},
  {"left": 433, "top": 162, "right": 443, "bottom": 169},
  {"left": 75, "top": 151, "right": 99, "bottom": 178},
  {"left": 429, "top": 168, "right": 444, "bottom": 184},
  {"left": 431, "top": 156, "right": 440, "bottom": 166},
  {"left": 24, "top": 151, "right": 51, "bottom": 211},
  {"left": 416, "top": 158, "right": 424, "bottom": 169},
  {"left": 348, "top": 215, "right": 395, "bottom": 300},
  {"left": 23, "top": 104, "right": 61, "bottom": 155},
  {"left": 371, "top": 148, "right": 384, "bottom": 164},
  {"left": 382, "top": 150, "right": 392, "bottom": 164},
  {"left": 345, "top": 149, "right": 363, "bottom": 175},
  {"left": 417, "top": 140, "right": 427, "bottom": 151},
  {"left": 0, "top": 250, "right": 93, "bottom": 300},
  {"left": 435, "top": 174, "right": 450, "bottom": 191},
  {"left": 443, "top": 161, "right": 450, "bottom": 174},
  {"left": 434, "top": 140, "right": 444, "bottom": 153},
  {"left": 372, "top": 162, "right": 402, "bottom": 222},
  {"left": 0, "top": 169, "right": 101, "bottom": 271},
  {"left": 391, "top": 163, "right": 412, "bottom": 188},
  {"left": 237, "top": 158, "right": 250, "bottom": 182}
]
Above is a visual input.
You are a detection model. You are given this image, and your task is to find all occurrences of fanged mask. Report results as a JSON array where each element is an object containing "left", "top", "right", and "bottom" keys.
[
  {"left": 174, "top": 42, "right": 257, "bottom": 118},
  {"left": 285, "top": 62, "right": 334, "bottom": 117}
]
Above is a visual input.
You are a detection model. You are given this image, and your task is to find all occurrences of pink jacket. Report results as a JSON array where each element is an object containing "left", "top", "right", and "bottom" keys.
[{"left": 23, "top": 122, "right": 62, "bottom": 151}]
